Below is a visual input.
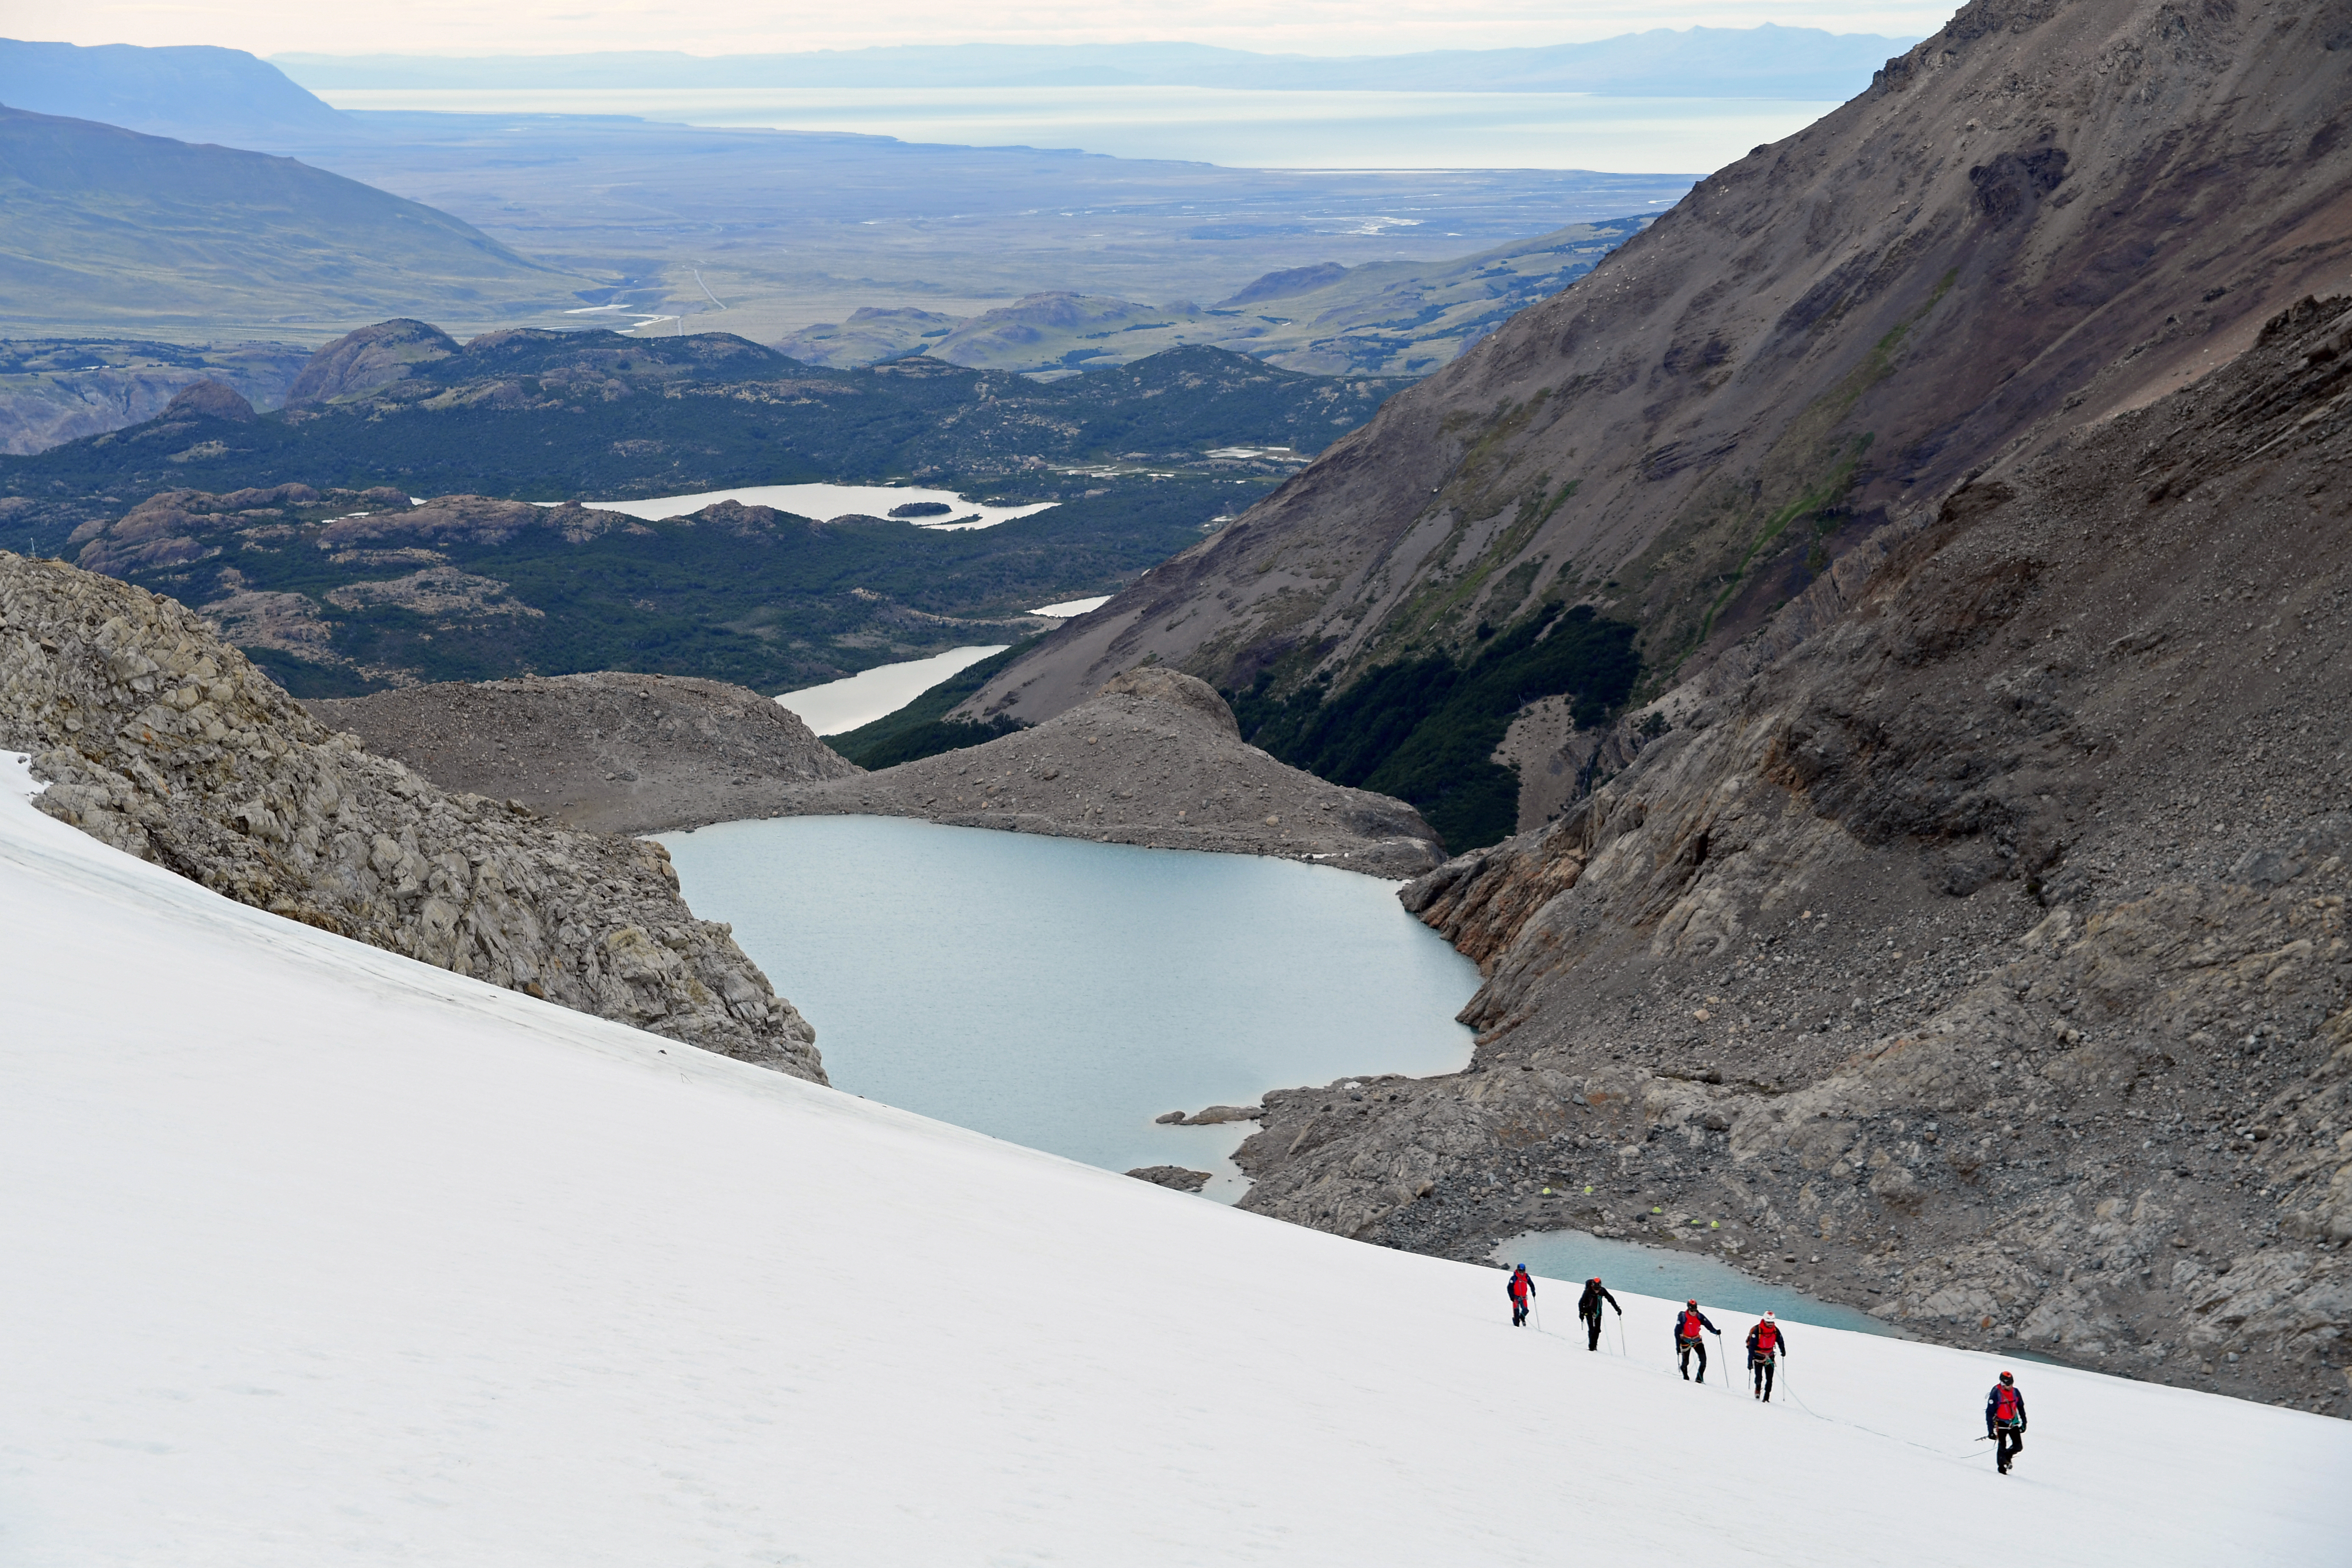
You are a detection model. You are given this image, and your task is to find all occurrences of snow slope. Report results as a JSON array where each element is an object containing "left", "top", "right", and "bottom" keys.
[{"left": 2, "top": 752, "right": 2345, "bottom": 1567}]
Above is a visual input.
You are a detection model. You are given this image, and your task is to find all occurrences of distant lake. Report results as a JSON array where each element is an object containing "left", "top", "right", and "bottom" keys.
[
  {"left": 777, "top": 645, "right": 1004, "bottom": 735},
  {"left": 657, "top": 816, "right": 1479, "bottom": 1197},
  {"left": 585, "top": 481, "right": 1053, "bottom": 530},
  {"left": 318, "top": 87, "right": 1837, "bottom": 173}
]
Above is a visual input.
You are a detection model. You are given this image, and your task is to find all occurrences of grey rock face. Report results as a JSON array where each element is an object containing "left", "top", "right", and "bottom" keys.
[
  {"left": 0, "top": 552, "right": 824, "bottom": 1081},
  {"left": 1231, "top": 299, "right": 2352, "bottom": 1416},
  {"left": 767, "top": 666, "right": 1444, "bottom": 877},
  {"left": 309, "top": 672, "right": 863, "bottom": 837}
]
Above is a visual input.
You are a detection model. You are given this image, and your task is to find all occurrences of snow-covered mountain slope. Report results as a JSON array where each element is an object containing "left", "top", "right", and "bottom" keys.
[{"left": 3, "top": 751, "right": 2345, "bottom": 1567}]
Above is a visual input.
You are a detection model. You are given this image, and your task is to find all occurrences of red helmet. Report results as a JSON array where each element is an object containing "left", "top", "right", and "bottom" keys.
[
  {"left": 1687, "top": 1298, "right": 1699, "bottom": 1307},
  {"left": 1999, "top": 1371, "right": 2014, "bottom": 1383}
]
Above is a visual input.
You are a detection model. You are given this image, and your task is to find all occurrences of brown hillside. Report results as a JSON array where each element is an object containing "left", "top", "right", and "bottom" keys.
[{"left": 957, "top": 0, "right": 2351, "bottom": 730}]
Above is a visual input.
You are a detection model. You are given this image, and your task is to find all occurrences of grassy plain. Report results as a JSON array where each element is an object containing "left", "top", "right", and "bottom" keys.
[{"left": 0, "top": 107, "right": 588, "bottom": 341}]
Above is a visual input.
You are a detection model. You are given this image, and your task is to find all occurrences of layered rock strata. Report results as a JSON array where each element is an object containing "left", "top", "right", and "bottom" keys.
[
  {"left": 0, "top": 553, "right": 824, "bottom": 1081},
  {"left": 765, "top": 667, "right": 1445, "bottom": 877},
  {"left": 1231, "top": 299, "right": 2352, "bottom": 1416},
  {"left": 309, "top": 672, "right": 862, "bottom": 836}
]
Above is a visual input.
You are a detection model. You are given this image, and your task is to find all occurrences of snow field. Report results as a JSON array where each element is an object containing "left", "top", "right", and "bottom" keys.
[{"left": 2, "top": 754, "right": 2346, "bottom": 1567}]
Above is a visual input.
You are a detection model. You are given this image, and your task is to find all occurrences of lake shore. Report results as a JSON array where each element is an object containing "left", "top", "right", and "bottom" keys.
[{"left": 762, "top": 665, "right": 1446, "bottom": 878}]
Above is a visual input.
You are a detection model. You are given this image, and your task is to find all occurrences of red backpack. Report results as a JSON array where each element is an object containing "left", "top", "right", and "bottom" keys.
[
  {"left": 1679, "top": 1308, "right": 1704, "bottom": 1339},
  {"left": 1993, "top": 1384, "right": 2022, "bottom": 1423},
  {"left": 1753, "top": 1322, "right": 1779, "bottom": 1353}
]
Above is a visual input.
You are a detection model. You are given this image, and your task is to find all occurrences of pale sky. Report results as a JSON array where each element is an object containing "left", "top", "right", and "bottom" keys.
[{"left": 0, "top": 0, "right": 1951, "bottom": 57}]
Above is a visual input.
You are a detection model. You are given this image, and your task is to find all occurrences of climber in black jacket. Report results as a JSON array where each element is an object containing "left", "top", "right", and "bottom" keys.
[{"left": 1576, "top": 1277, "right": 1622, "bottom": 1351}]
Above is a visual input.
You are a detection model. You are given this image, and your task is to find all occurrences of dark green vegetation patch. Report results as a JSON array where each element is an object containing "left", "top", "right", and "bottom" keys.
[
  {"left": 67, "top": 483, "right": 1237, "bottom": 698},
  {"left": 1230, "top": 604, "right": 1638, "bottom": 850},
  {"left": 7, "top": 329, "right": 1416, "bottom": 695},
  {"left": 0, "top": 329, "right": 1411, "bottom": 546}
]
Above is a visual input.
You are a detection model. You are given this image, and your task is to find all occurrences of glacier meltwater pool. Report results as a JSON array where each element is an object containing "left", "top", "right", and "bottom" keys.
[
  {"left": 1493, "top": 1229, "right": 1909, "bottom": 1338},
  {"left": 656, "top": 816, "right": 1480, "bottom": 1198}
]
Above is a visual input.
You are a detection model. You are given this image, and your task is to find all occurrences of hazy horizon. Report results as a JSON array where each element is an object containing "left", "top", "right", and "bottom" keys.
[{"left": 13, "top": 3, "right": 1955, "bottom": 60}]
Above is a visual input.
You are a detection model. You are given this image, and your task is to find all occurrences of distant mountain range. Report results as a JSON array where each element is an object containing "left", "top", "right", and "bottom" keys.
[
  {"left": 0, "top": 39, "right": 363, "bottom": 151},
  {"left": 275, "top": 30, "right": 1919, "bottom": 101},
  {"left": 0, "top": 37, "right": 1705, "bottom": 352},
  {"left": 779, "top": 218, "right": 1646, "bottom": 376},
  {"left": 0, "top": 105, "right": 587, "bottom": 340}
]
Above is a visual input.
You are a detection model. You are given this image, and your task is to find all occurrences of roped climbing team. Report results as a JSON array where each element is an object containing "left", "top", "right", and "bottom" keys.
[{"left": 1500, "top": 1266, "right": 2027, "bottom": 1474}]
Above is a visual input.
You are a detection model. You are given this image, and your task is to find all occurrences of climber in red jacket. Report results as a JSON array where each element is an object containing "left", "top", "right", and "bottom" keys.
[
  {"left": 1674, "top": 1300, "right": 1721, "bottom": 1382},
  {"left": 1746, "top": 1312, "right": 1789, "bottom": 1401},
  {"left": 1986, "top": 1372, "right": 2028, "bottom": 1473}
]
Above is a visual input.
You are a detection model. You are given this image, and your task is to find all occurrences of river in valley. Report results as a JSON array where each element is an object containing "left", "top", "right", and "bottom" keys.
[{"left": 656, "top": 815, "right": 1479, "bottom": 1198}]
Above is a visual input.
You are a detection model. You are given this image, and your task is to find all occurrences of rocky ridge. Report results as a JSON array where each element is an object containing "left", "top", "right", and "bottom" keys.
[
  {"left": 1223, "top": 297, "right": 2352, "bottom": 1416},
  {"left": 308, "top": 672, "right": 862, "bottom": 836},
  {"left": 0, "top": 552, "right": 825, "bottom": 1080},
  {"left": 765, "top": 667, "right": 1445, "bottom": 877},
  {"left": 956, "top": 0, "right": 2351, "bottom": 742}
]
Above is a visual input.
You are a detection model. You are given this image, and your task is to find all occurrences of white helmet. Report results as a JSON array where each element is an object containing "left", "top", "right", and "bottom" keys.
[{"left": 1762, "top": 1311, "right": 1776, "bottom": 1321}]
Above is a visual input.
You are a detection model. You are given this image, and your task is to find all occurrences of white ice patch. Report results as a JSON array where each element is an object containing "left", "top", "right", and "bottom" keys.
[{"left": 1028, "top": 594, "right": 1113, "bottom": 618}]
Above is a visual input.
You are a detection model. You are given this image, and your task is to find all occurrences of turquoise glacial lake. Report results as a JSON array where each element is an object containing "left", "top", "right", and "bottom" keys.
[
  {"left": 1494, "top": 1230, "right": 1905, "bottom": 1337},
  {"left": 657, "top": 816, "right": 1480, "bottom": 1198}
]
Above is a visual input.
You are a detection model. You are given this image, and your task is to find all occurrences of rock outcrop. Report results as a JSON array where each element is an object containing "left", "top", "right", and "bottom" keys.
[
  {"left": 309, "top": 672, "right": 863, "bottom": 836},
  {"left": 0, "top": 552, "right": 825, "bottom": 1081},
  {"left": 1126, "top": 1165, "right": 1213, "bottom": 1192},
  {"left": 283, "top": 318, "right": 460, "bottom": 407},
  {"left": 1228, "top": 297, "right": 2352, "bottom": 1416},
  {"left": 158, "top": 379, "right": 255, "bottom": 423},
  {"left": 766, "top": 666, "right": 1445, "bottom": 877}
]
